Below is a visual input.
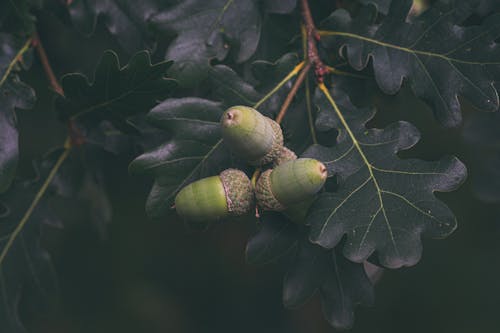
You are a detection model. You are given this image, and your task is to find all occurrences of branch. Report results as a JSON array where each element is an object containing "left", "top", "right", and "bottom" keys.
[
  {"left": 0, "top": 37, "right": 32, "bottom": 87},
  {"left": 33, "top": 31, "right": 64, "bottom": 96},
  {"left": 0, "top": 141, "right": 72, "bottom": 268},
  {"left": 275, "top": 62, "right": 311, "bottom": 124},
  {"left": 33, "top": 31, "right": 85, "bottom": 146},
  {"left": 300, "top": 0, "right": 329, "bottom": 82}
]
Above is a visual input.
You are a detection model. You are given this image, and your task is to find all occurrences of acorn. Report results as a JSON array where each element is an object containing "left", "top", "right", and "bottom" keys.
[
  {"left": 175, "top": 169, "right": 254, "bottom": 223},
  {"left": 255, "top": 158, "right": 327, "bottom": 211},
  {"left": 221, "top": 106, "right": 284, "bottom": 166}
]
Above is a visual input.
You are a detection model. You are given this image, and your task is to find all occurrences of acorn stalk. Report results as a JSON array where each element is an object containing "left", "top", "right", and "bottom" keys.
[
  {"left": 221, "top": 106, "right": 284, "bottom": 166},
  {"left": 175, "top": 169, "right": 254, "bottom": 223},
  {"left": 256, "top": 158, "right": 327, "bottom": 211}
]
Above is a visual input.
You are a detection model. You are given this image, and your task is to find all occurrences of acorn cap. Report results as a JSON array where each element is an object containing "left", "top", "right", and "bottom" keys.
[
  {"left": 220, "top": 168, "right": 255, "bottom": 216},
  {"left": 255, "top": 158, "right": 327, "bottom": 211},
  {"left": 221, "top": 106, "right": 284, "bottom": 166},
  {"left": 273, "top": 146, "right": 298, "bottom": 166},
  {"left": 174, "top": 169, "right": 254, "bottom": 223}
]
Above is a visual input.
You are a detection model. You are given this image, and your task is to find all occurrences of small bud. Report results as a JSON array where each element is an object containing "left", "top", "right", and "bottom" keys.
[
  {"left": 221, "top": 106, "right": 284, "bottom": 166},
  {"left": 255, "top": 158, "right": 327, "bottom": 211},
  {"left": 175, "top": 169, "right": 254, "bottom": 223}
]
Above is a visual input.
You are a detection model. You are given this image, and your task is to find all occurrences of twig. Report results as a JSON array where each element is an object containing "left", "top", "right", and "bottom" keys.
[
  {"left": 275, "top": 62, "right": 311, "bottom": 124},
  {"left": 300, "top": 0, "right": 329, "bottom": 82},
  {"left": 0, "top": 37, "right": 32, "bottom": 87},
  {"left": 253, "top": 61, "right": 306, "bottom": 110},
  {"left": 33, "top": 31, "right": 85, "bottom": 146},
  {"left": 32, "top": 31, "right": 64, "bottom": 96},
  {"left": 0, "top": 141, "right": 72, "bottom": 268}
]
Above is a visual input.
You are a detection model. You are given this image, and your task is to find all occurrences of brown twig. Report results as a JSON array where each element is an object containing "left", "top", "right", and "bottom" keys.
[
  {"left": 33, "top": 31, "right": 64, "bottom": 96},
  {"left": 33, "top": 30, "right": 85, "bottom": 146},
  {"left": 275, "top": 62, "right": 312, "bottom": 124},
  {"left": 300, "top": 0, "right": 329, "bottom": 82}
]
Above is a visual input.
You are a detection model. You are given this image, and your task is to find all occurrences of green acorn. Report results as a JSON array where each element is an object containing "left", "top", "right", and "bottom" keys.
[
  {"left": 220, "top": 106, "right": 284, "bottom": 166},
  {"left": 175, "top": 169, "right": 254, "bottom": 223},
  {"left": 255, "top": 158, "right": 327, "bottom": 211}
]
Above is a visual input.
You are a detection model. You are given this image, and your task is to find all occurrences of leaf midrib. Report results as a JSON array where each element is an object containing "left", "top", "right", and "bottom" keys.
[{"left": 319, "top": 30, "right": 500, "bottom": 66}]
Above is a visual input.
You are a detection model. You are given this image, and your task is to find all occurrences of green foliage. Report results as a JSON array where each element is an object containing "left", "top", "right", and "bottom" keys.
[
  {"left": 0, "top": 77, "right": 35, "bottom": 193},
  {"left": 151, "top": 0, "right": 262, "bottom": 86},
  {"left": 1, "top": 0, "right": 500, "bottom": 331},
  {"left": 0, "top": 160, "right": 61, "bottom": 333},
  {"left": 55, "top": 50, "right": 176, "bottom": 134},
  {"left": 304, "top": 88, "right": 466, "bottom": 268},
  {"left": 321, "top": 0, "right": 500, "bottom": 127}
]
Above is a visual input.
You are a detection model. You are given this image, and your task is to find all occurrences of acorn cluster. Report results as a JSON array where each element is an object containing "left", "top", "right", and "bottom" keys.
[{"left": 174, "top": 106, "right": 327, "bottom": 224}]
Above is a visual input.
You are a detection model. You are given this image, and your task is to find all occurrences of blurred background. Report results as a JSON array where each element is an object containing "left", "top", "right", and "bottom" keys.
[{"left": 12, "top": 3, "right": 500, "bottom": 333}]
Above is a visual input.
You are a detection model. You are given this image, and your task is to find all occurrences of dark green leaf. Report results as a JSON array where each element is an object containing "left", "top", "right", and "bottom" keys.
[
  {"left": 151, "top": 0, "right": 262, "bottom": 86},
  {"left": 320, "top": 250, "right": 375, "bottom": 330},
  {"left": 359, "top": 0, "right": 391, "bottom": 14},
  {"left": 208, "top": 65, "right": 261, "bottom": 107},
  {"left": 0, "top": 77, "right": 36, "bottom": 193},
  {"left": 304, "top": 87, "right": 467, "bottom": 268},
  {"left": 245, "top": 212, "right": 298, "bottom": 265},
  {"left": 462, "top": 111, "right": 500, "bottom": 203},
  {"left": 455, "top": 0, "right": 500, "bottom": 16},
  {"left": 55, "top": 50, "right": 176, "bottom": 134},
  {"left": 263, "top": 0, "right": 297, "bottom": 14},
  {"left": 0, "top": 0, "right": 36, "bottom": 34},
  {"left": 283, "top": 240, "right": 329, "bottom": 308},
  {"left": 129, "top": 97, "right": 232, "bottom": 217},
  {"left": 0, "top": 34, "right": 29, "bottom": 83},
  {"left": 0, "top": 161, "right": 61, "bottom": 333},
  {"left": 247, "top": 214, "right": 374, "bottom": 330},
  {"left": 321, "top": 0, "right": 500, "bottom": 127},
  {"left": 67, "top": 0, "right": 163, "bottom": 53}
]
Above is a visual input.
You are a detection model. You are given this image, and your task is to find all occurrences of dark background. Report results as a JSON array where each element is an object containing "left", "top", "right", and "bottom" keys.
[{"left": 14, "top": 7, "right": 500, "bottom": 333}]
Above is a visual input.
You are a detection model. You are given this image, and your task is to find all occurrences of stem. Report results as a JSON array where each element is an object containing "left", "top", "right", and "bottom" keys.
[
  {"left": 302, "top": 23, "right": 318, "bottom": 144},
  {"left": 326, "top": 66, "right": 370, "bottom": 79},
  {"left": 33, "top": 31, "right": 85, "bottom": 145},
  {"left": 300, "top": 0, "right": 329, "bottom": 82},
  {"left": 275, "top": 62, "right": 311, "bottom": 124},
  {"left": 251, "top": 169, "right": 261, "bottom": 188},
  {"left": 0, "top": 37, "right": 32, "bottom": 87},
  {"left": 305, "top": 75, "right": 317, "bottom": 144},
  {"left": 33, "top": 31, "right": 64, "bottom": 96},
  {"left": 253, "top": 61, "right": 306, "bottom": 109},
  {"left": 0, "top": 141, "right": 72, "bottom": 268}
]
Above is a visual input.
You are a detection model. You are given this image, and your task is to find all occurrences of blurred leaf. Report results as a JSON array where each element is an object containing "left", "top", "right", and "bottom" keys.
[
  {"left": 247, "top": 213, "right": 374, "bottom": 329},
  {"left": 283, "top": 240, "right": 329, "bottom": 308},
  {"left": 0, "top": 77, "right": 36, "bottom": 193},
  {"left": 263, "top": 0, "right": 297, "bottom": 14},
  {"left": 0, "top": 34, "right": 30, "bottom": 84},
  {"left": 151, "top": 0, "right": 262, "bottom": 86},
  {"left": 55, "top": 50, "right": 176, "bottom": 134},
  {"left": 454, "top": 0, "right": 500, "bottom": 16},
  {"left": 0, "top": 161, "right": 61, "bottom": 333},
  {"left": 321, "top": 0, "right": 500, "bottom": 127},
  {"left": 462, "top": 111, "right": 500, "bottom": 203},
  {"left": 359, "top": 0, "right": 391, "bottom": 14},
  {"left": 245, "top": 212, "right": 298, "bottom": 265},
  {"left": 67, "top": 0, "right": 164, "bottom": 53},
  {"left": 304, "top": 87, "right": 467, "bottom": 268},
  {"left": 320, "top": 249, "right": 375, "bottom": 330},
  {"left": 0, "top": 0, "right": 37, "bottom": 34}
]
